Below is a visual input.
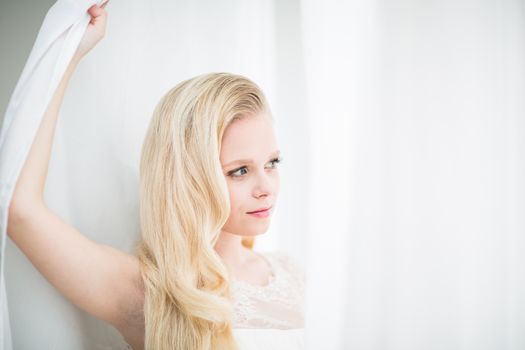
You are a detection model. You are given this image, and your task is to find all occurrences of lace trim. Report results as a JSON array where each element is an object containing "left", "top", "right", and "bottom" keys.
[{"left": 231, "top": 250, "right": 305, "bottom": 329}]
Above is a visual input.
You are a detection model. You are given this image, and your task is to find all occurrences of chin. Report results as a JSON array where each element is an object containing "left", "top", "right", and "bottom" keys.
[
  {"left": 255, "top": 225, "right": 272, "bottom": 236},
  {"left": 241, "top": 225, "right": 270, "bottom": 237},
  {"left": 225, "top": 219, "right": 271, "bottom": 236}
]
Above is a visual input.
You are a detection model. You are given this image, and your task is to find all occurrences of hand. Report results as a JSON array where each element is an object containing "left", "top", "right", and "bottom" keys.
[{"left": 74, "top": 1, "right": 109, "bottom": 60}]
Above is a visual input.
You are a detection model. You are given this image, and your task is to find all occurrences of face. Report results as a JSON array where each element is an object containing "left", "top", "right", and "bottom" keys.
[{"left": 220, "top": 112, "right": 281, "bottom": 237}]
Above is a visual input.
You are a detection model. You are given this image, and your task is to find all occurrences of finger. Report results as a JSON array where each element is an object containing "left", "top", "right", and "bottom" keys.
[
  {"left": 88, "top": 4, "right": 108, "bottom": 21},
  {"left": 100, "top": 0, "right": 110, "bottom": 9},
  {"left": 88, "top": 5, "right": 102, "bottom": 17}
]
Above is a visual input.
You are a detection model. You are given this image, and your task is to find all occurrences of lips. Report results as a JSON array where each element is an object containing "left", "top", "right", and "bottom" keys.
[{"left": 247, "top": 206, "right": 272, "bottom": 214}]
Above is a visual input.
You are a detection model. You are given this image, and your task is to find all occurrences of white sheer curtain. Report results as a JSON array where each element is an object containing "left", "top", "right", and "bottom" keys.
[{"left": 300, "top": 0, "right": 525, "bottom": 349}]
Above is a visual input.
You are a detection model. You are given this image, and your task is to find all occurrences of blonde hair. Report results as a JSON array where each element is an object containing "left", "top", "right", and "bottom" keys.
[{"left": 134, "top": 72, "right": 271, "bottom": 349}]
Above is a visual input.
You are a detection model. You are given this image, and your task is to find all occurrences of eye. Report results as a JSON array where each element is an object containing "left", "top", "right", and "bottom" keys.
[
  {"left": 266, "top": 157, "right": 282, "bottom": 169},
  {"left": 228, "top": 166, "right": 248, "bottom": 178},
  {"left": 227, "top": 157, "right": 283, "bottom": 179}
]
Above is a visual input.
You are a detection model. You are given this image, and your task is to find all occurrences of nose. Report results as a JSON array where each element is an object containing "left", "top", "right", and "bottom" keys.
[{"left": 252, "top": 170, "right": 274, "bottom": 199}]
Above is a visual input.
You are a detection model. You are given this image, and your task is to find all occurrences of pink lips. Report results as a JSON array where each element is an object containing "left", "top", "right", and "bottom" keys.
[{"left": 247, "top": 206, "right": 272, "bottom": 218}]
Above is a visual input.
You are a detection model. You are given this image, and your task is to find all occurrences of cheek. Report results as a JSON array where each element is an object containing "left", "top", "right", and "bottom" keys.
[
  {"left": 222, "top": 182, "right": 249, "bottom": 231},
  {"left": 269, "top": 171, "right": 280, "bottom": 197},
  {"left": 227, "top": 182, "right": 246, "bottom": 213}
]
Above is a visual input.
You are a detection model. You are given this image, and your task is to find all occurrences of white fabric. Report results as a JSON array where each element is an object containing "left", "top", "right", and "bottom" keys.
[
  {"left": 301, "top": 0, "right": 525, "bottom": 349},
  {"left": 233, "top": 328, "right": 305, "bottom": 350},
  {"left": 0, "top": 1, "right": 100, "bottom": 349},
  {"left": 231, "top": 250, "right": 305, "bottom": 329}
]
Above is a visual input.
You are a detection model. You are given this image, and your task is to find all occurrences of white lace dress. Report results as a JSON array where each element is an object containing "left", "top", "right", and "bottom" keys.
[
  {"left": 231, "top": 250, "right": 306, "bottom": 349},
  {"left": 123, "top": 250, "right": 306, "bottom": 349}
]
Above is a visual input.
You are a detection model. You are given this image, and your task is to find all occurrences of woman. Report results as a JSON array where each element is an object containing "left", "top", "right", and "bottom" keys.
[{"left": 6, "top": 3, "right": 305, "bottom": 350}]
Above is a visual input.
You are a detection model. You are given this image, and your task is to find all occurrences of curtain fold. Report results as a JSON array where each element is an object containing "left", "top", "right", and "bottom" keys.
[
  {"left": 300, "top": 0, "right": 525, "bottom": 349},
  {"left": 0, "top": 2, "right": 98, "bottom": 349}
]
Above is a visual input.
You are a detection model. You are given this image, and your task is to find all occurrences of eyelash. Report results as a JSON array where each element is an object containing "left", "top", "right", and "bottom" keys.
[{"left": 227, "top": 157, "right": 282, "bottom": 178}]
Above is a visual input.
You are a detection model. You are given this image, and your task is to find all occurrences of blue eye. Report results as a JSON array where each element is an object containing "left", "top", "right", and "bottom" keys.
[
  {"left": 227, "top": 157, "right": 282, "bottom": 178},
  {"left": 230, "top": 167, "right": 248, "bottom": 177}
]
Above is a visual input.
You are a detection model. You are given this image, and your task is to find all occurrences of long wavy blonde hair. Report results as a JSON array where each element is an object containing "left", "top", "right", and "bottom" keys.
[{"left": 133, "top": 72, "right": 271, "bottom": 349}]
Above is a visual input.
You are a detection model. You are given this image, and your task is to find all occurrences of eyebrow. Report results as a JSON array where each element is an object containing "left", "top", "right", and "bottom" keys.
[{"left": 222, "top": 150, "right": 280, "bottom": 168}]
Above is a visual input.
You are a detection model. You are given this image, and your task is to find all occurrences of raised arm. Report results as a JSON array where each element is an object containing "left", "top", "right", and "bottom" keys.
[{"left": 6, "top": 2, "right": 143, "bottom": 331}]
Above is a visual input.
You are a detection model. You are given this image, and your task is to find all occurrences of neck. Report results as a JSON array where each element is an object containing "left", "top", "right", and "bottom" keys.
[{"left": 214, "top": 230, "right": 253, "bottom": 271}]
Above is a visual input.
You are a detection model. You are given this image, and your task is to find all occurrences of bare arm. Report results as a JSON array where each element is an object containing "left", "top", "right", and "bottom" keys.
[{"left": 7, "top": 2, "right": 143, "bottom": 329}]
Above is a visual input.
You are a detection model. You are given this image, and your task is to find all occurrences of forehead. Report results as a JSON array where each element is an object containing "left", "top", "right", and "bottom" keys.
[{"left": 220, "top": 114, "right": 278, "bottom": 163}]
